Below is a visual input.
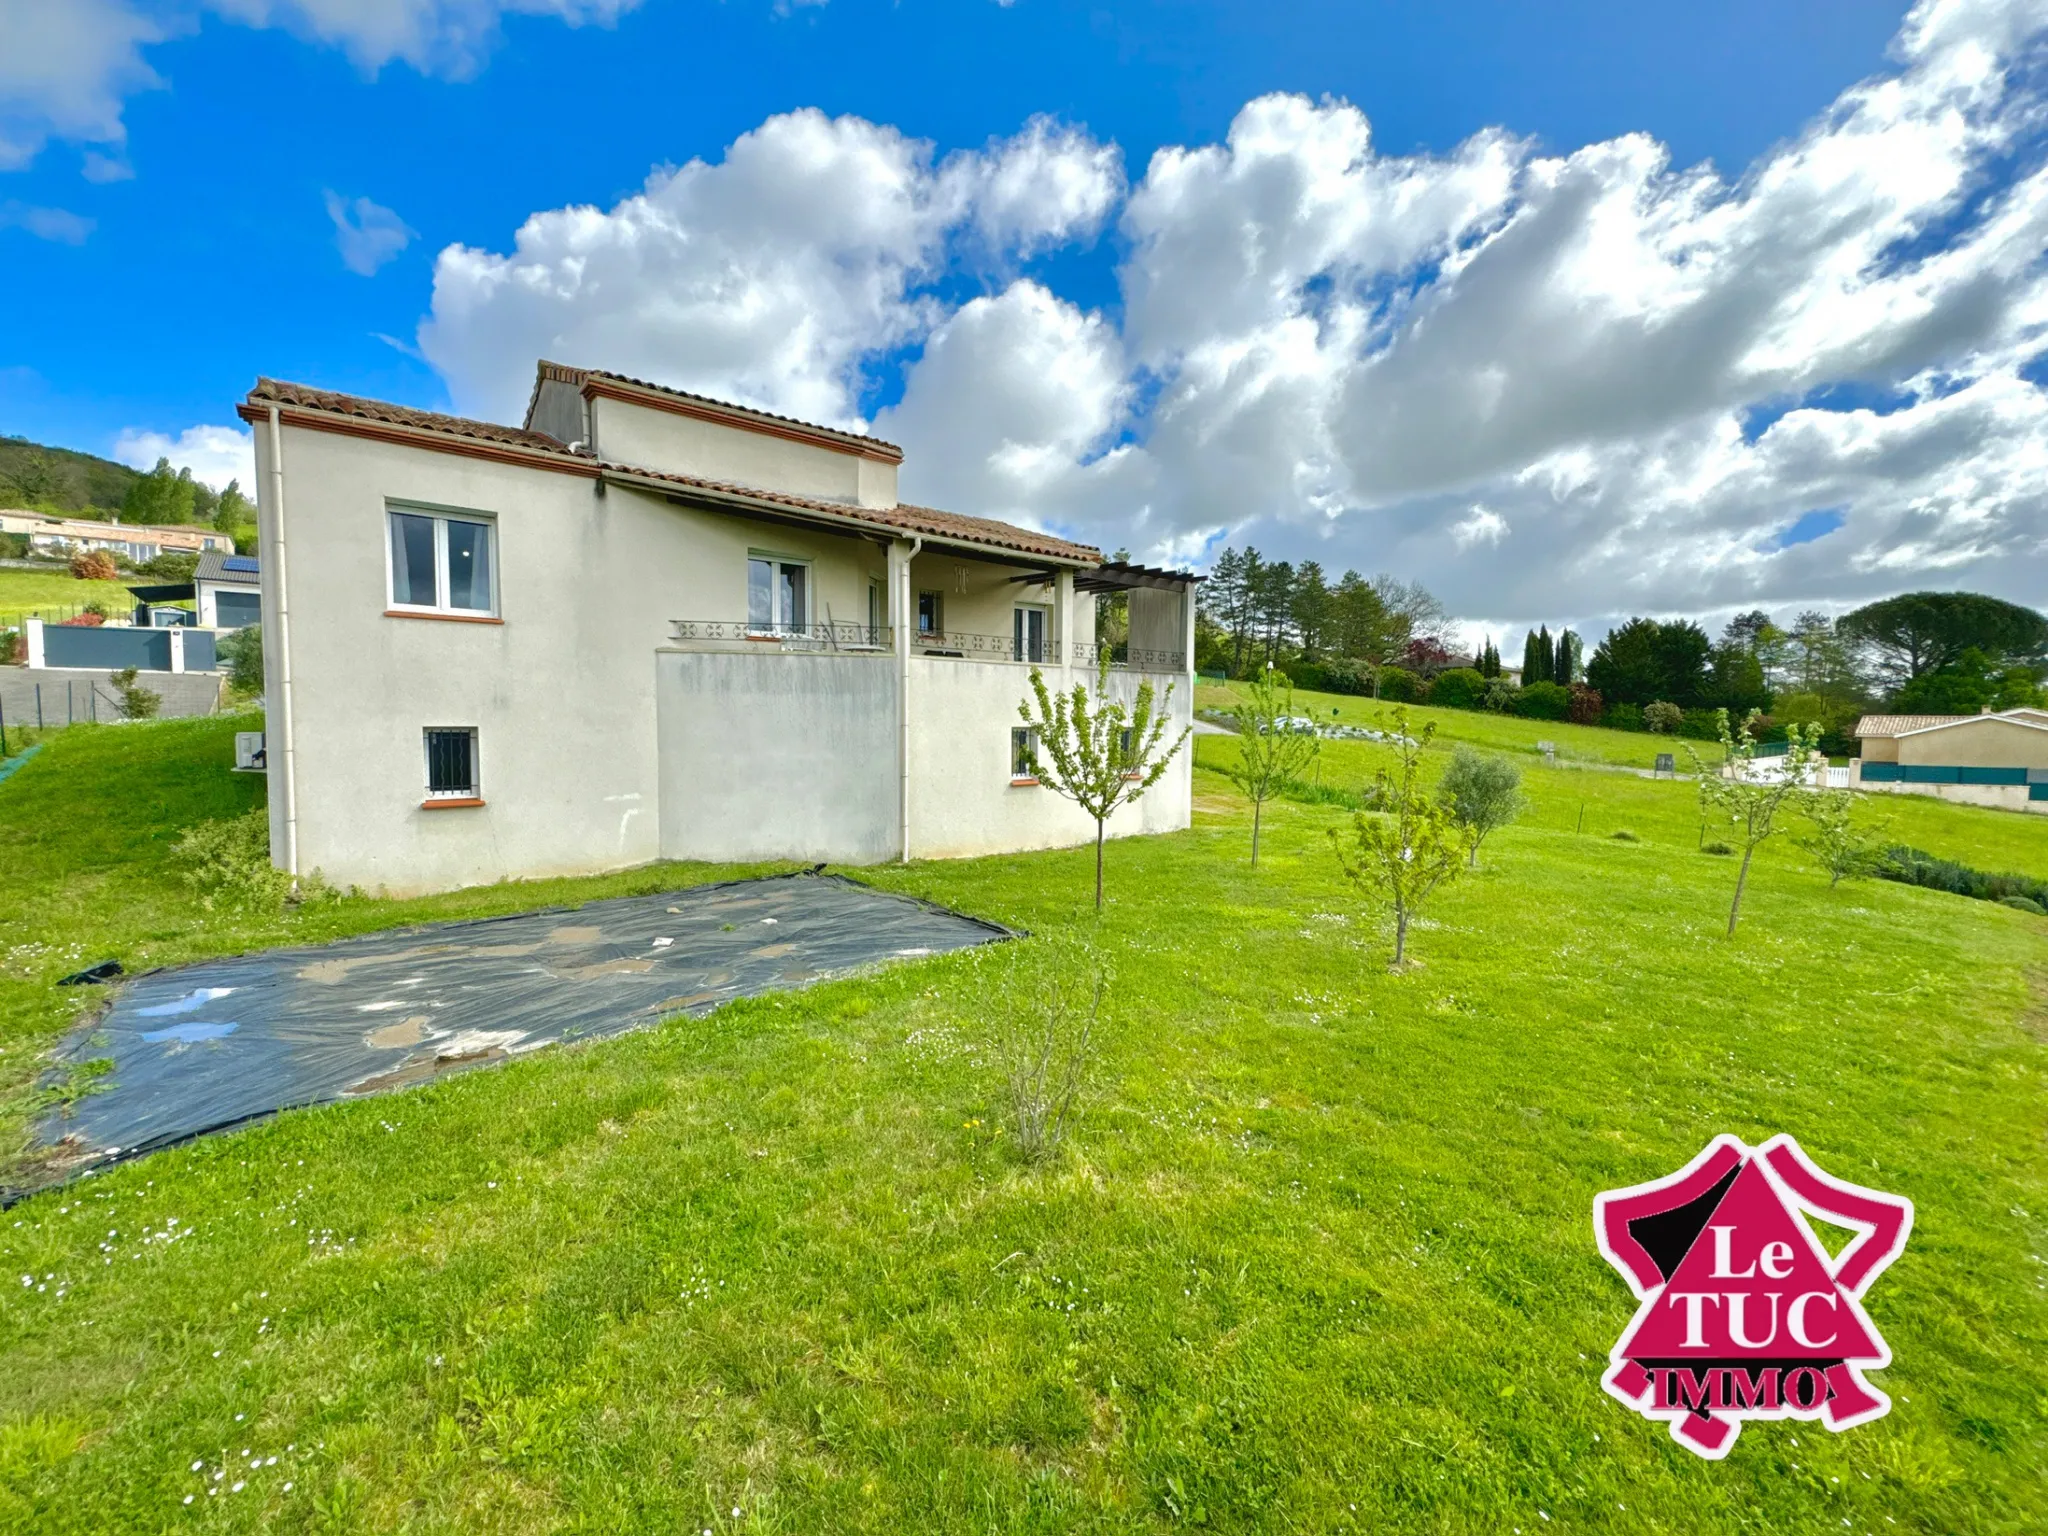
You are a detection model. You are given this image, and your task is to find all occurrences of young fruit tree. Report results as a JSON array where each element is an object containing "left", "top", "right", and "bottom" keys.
[
  {"left": 1019, "top": 653, "right": 1191, "bottom": 910},
  {"left": 1798, "top": 789, "right": 1885, "bottom": 888},
  {"left": 1329, "top": 709, "right": 1475, "bottom": 965},
  {"left": 1437, "top": 746, "right": 1524, "bottom": 867},
  {"left": 1685, "top": 710, "right": 1824, "bottom": 935},
  {"left": 1222, "top": 669, "right": 1320, "bottom": 867},
  {"left": 982, "top": 934, "right": 1107, "bottom": 1164}
]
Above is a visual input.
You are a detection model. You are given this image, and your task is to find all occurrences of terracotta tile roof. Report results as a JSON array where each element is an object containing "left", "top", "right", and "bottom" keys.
[
  {"left": 244, "top": 378, "right": 1099, "bottom": 565},
  {"left": 247, "top": 378, "right": 580, "bottom": 457},
  {"left": 1893, "top": 710, "right": 2048, "bottom": 737},
  {"left": 1854, "top": 714, "right": 1968, "bottom": 737},
  {"left": 533, "top": 360, "right": 904, "bottom": 460},
  {"left": 600, "top": 465, "right": 1099, "bottom": 564}
]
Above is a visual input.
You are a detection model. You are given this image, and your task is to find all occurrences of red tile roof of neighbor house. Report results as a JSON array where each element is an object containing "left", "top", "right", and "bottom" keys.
[
  {"left": 238, "top": 377, "right": 1101, "bottom": 565},
  {"left": 1856, "top": 709, "right": 2048, "bottom": 737}
]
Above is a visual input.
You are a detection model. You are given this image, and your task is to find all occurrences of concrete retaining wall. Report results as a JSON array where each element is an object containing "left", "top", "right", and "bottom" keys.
[{"left": 657, "top": 649, "right": 899, "bottom": 864}]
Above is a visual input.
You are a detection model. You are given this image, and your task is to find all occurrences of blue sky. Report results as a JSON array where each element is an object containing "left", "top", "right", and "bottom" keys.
[{"left": 4, "top": 0, "right": 2044, "bottom": 637}]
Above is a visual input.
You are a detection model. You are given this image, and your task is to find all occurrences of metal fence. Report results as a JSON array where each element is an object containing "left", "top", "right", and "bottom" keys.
[{"left": 664, "top": 620, "right": 1189, "bottom": 673}]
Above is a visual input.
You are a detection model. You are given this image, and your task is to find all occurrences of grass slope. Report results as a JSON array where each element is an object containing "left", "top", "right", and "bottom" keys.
[
  {"left": 0, "top": 715, "right": 2044, "bottom": 1532},
  {"left": 0, "top": 566, "right": 138, "bottom": 627}
]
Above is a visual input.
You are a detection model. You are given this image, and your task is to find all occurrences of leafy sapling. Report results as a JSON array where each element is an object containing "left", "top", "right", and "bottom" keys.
[
  {"left": 1222, "top": 668, "right": 1320, "bottom": 867},
  {"left": 1329, "top": 709, "right": 1475, "bottom": 965},
  {"left": 1798, "top": 789, "right": 1885, "bottom": 888},
  {"left": 1437, "top": 746, "right": 1523, "bottom": 867},
  {"left": 1685, "top": 710, "right": 1823, "bottom": 935},
  {"left": 986, "top": 936, "right": 1107, "bottom": 1165},
  {"left": 1019, "top": 653, "right": 1191, "bottom": 910}
]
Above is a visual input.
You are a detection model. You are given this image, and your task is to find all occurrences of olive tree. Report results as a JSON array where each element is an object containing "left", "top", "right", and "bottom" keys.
[
  {"left": 1437, "top": 746, "right": 1523, "bottom": 867},
  {"left": 1222, "top": 668, "right": 1320, "bottom": 867},
  {"left": 1685, "top": 709, "right": 1823, "bottom": 935},
  {"left": 1020, "top": 653, "right": 1190, "bottom": 910},
  {"left": 1329, "top": 709, "right": 1475, "bottom": 965}
]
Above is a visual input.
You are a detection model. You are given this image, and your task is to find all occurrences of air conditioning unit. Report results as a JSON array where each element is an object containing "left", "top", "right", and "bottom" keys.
[{"left": 234, "top": 731, "right": 266, "bottom": 772}]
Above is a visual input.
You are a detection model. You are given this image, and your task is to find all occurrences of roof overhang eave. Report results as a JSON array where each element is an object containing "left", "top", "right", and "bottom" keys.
[{"left": 597, "top": 467, "right": 1100, "bottom": 569}]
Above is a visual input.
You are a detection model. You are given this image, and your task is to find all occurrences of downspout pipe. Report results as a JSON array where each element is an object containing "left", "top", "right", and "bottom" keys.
[
  {"left": 266, "top": 405, "right": 301, "bottom": 880},
  {"left": 898, "top": 535, "right": 922, "bottom": 863}
]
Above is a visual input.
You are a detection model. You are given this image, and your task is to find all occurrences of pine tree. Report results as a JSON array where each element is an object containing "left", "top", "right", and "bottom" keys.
[
  {"left": 1521, "top": 629, "right": 1542, "bottom": 684},
  {"left": 1554, "top": 629, "right": 1575, "bottom": 687},
  {"left": 1534, "top": 625, "right": 1553, "bottom": 684}
]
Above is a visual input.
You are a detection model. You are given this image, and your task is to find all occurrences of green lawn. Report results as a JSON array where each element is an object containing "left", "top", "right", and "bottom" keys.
[
  {"left": 1, "top": 714, "right": 2044, "bottom": 1532},
  {"left": 0, "top": 565, "right": 137, "bottom": 626},
  {"left": 1197, "top": 679, "right": 1729, "bottom": 769}
]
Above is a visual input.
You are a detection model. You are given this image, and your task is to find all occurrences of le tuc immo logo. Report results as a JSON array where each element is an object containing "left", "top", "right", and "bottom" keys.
[{"left": 1593, "top": 1134, "right": 1913, "bottom": 1460}]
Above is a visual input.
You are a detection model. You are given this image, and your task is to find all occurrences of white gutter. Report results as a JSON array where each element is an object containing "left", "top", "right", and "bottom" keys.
[
  {"left": 898, "top": 535, "right": 922, "bottom": 863},
  {"left": 266, "top": 405, "right": 301, "bottom": 880}
]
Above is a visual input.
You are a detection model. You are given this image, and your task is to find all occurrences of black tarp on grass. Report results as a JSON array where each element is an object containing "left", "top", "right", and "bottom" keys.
[{"left": 35, "top": 872, "right": 1008, "bottom": 1177}]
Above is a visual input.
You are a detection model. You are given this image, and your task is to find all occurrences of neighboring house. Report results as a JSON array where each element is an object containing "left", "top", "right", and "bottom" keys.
[
  {"left": 1852, "top": 708, "right": 2048, "bottom": 813},
  {"left": 0, "top": 511, "right": 234, "bottom": 562},
  {"left": 194, "top": 550, "right": 262, "bottom": 629},
  {"left": 236, "top": 363, "right": 1199, "bottom": 894}
]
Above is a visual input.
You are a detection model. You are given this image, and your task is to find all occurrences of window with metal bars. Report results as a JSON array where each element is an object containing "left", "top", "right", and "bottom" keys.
[
  {"left": 423, "top": 727, "right": 479, "bottom": 800},
  {"left": 1010, "top": 726, "right": 1039, "bottom": 782}
]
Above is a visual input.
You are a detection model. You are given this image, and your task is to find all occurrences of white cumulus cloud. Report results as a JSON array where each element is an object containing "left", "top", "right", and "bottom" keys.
[
  {"left": 113, "top": 424, "right": 257, "bottom": 492},
  {"left": 419, "top": 109, "right": 1125, "bottom": 427},
  {"left": 0, "top": 201, "right": 95, "bottom": 243}
]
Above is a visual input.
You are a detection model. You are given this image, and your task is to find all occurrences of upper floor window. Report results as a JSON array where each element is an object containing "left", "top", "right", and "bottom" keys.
[
  {"left": 389, "top": 508, "right": 496, "bottom": 616},
  {"left": 748, "top": 555, "right": 809, "bottom": 634}
]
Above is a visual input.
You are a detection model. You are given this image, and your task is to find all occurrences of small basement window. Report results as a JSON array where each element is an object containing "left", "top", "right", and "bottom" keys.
[
  {"left": 423, "top": 727, "right": 480, "bottom": 802},
  {"left": 388, "top": 507, "right": 497, "bottom": 616},
  {"left": 1010, "top": 726, "right": 1039, "bottom": 783}
]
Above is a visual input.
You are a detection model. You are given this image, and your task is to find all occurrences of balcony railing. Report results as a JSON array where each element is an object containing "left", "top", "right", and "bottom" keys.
[
  {"left": 668, "top": 619, "right": 892, "bottom": 651},
  {"left": 666, "top": 620, "right": 1188, "bottom": 673}
]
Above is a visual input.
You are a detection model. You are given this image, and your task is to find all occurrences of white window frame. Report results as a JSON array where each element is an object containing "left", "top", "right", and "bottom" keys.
[
  {"left": 1013, "top": 603, "right": 1051, "bottom": 664},
  {"left": 746, "top": 552, "right": 813, "bottom": 635},
  {"left": 1010, "top": 726, "right": 1040, "bottom": 784},
  {"left": 386, "top": 504, "right": 499, "bottom": 617}
]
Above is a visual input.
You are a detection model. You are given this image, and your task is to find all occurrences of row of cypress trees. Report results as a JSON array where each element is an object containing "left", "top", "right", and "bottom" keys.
[{"left": 1521, "top": 625, "right": 1578, "bottom": 686}]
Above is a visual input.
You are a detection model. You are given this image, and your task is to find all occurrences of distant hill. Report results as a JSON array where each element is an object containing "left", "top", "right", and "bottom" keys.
[{"left": 0, "top": 435, "right": 144, "bottom": 515}]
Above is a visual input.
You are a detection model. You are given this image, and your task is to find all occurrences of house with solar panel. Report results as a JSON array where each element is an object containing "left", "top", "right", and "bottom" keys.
[
  {"left": 233, "top": 361, "right": 1199, "bottom": 894},
  {"left": 1850, "top": 708, "right": 2048, "bottom": 813}
]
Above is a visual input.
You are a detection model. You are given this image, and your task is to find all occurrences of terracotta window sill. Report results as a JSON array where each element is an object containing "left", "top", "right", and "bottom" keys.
[
  {"left": 421, "top": 796, "right": 485, "bottom": 809},
  {"left": 385, "top": 609, "right": 504, "bottom": 625},
  {"left": 1009, "top": 776, "right": 1040, "bottom": 787}
]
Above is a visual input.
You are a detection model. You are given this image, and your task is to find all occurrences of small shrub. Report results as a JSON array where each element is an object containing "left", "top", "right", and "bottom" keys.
[
  {"left": 989, "top": 939, "right": 1106, "bottom": 1165},
  {"left": 1438, "top": 746, "right": 1524, "bottom": 867},
  {"left": 1375, "top": 666, "right": 1420, "bottom": 702},
  {"left": 174, "top": 808, "right": 333, "bottom": 911},
  {"left": 1702, "top": 840, "right": 1734, "bottom": 856},
  {"left": 1999, "top": 895, "right": 2047, "bottom": 915},
  {"left": 219, "top": 622, "right": 264, "bottom": 697},
  {"left": 1604, "top": 702, "right": 1643, "bottom": 732},
  {"left": 69, "top": 549, "right": 118, "bottom": 582},
  {"left": 0, "top": 629, "right": 20, "bottom": 667},
  {"left": 1515, "top": 680, "right": 1570, "bottom": 720},
  {"left": 1643, "top": 700, "right": 1684, "bottom": 734},
  {"left": 1610, "top": 829, "right": 1640, "bottom": 843},
  {"left": 1879, "top": 847, "right": 2048, "bottom": 909},
  {"left": 1567, "top": 684, "right": 1605, "bottom": 725},
  {"left": 109, "top": 667, "right": 160, "bottom": 720},
  {"left": 59, "top": 611, "right": 105, "bottom": 628},
  {"left": 1429, "top": 667, "right": 1488, "bottom": 710}
]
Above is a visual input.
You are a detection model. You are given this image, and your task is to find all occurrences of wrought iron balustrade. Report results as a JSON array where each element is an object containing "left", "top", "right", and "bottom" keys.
[
  {"left": 1067, "top": 641, "right": 1189, "bottom": 673},
  {"left": 667, "top": 619, "right": 892, "bottom": 651},
  {"left": 911, "top": 629, "right": 1060, "bottom": 663}
]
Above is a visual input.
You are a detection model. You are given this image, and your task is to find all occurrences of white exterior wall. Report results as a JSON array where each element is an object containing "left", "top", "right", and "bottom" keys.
[
  {"left": 590, "top": 395, "right": 898, "bottom": 509},
  {"left": 255, "top": 424, "right": 893, "bottom": 894},
  {"left": 656, "top": 650, "right": 898, "bottom": 863},
  {"left": 906, "top": 657, "right": 1193, "bottom": 860},
  {"left": 1847, "top": 765, "right": 2046, "bottom": 814}
]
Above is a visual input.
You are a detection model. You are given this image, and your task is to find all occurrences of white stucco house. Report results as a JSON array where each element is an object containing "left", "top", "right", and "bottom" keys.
[{"left": 235, "top": 363, "right": 1198, "bottom": 894}]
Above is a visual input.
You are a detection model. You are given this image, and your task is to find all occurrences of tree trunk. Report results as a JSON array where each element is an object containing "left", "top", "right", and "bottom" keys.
[
  {"left": 1094, "top": 821, "right": 1106, "bottom": 911},
  {"left": 1393, "top": 901, "right": 1408, "bottom": 963},
  {"left": 1468, "top": 834, "right": 1479, "bottom": 869},
  {"left": 1251, "top": 798, "right": 1262, "bottom": 868},
  {"left": 1728, "top": 845, "right": 1756, "bottom": 935}
]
